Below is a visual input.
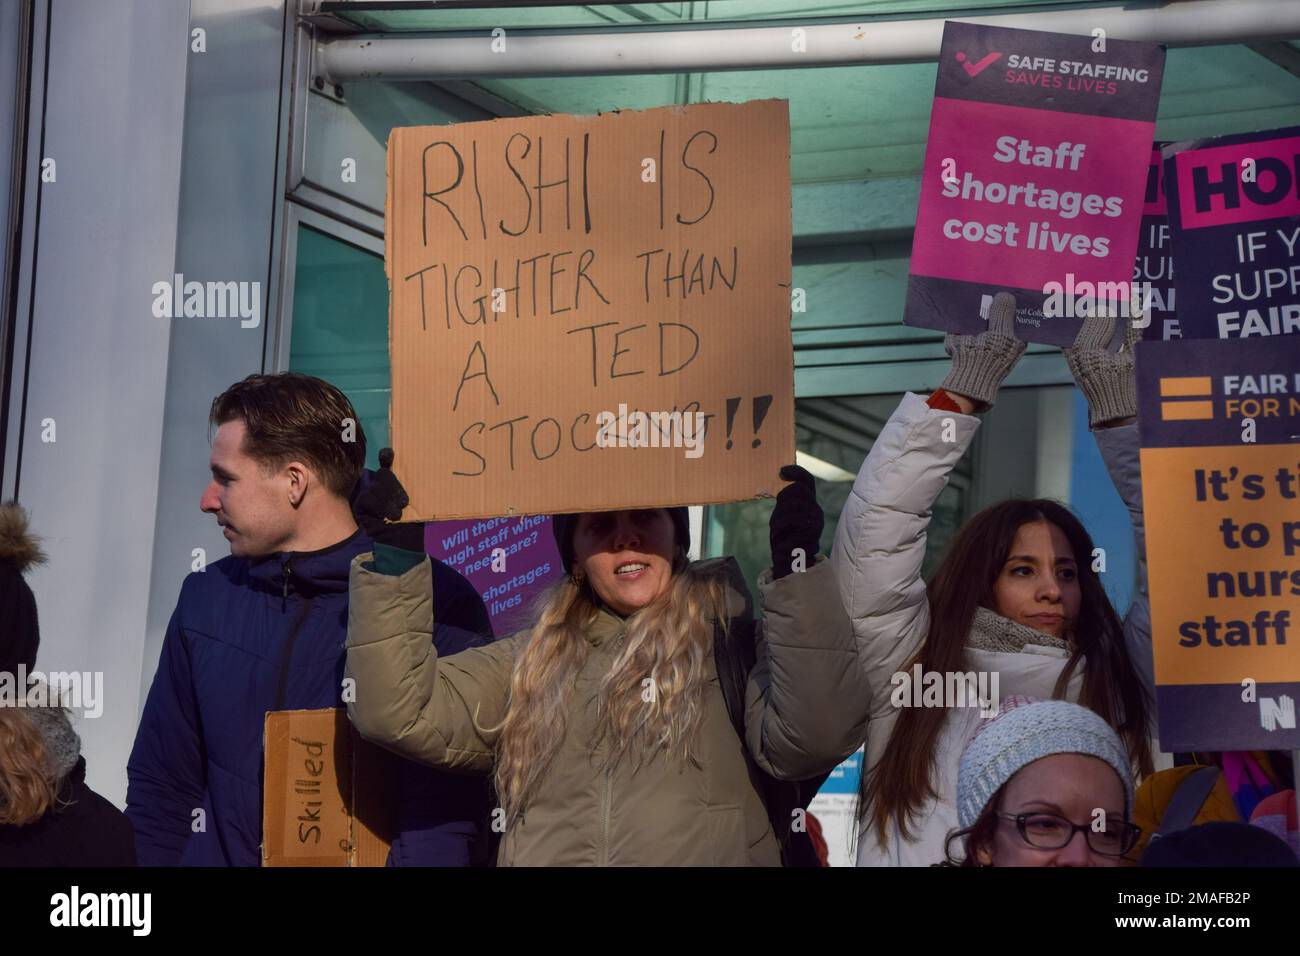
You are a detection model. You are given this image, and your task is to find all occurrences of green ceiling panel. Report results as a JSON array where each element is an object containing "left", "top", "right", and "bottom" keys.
[
  {"left": 307, "top": 4, "right": 1300, "bottom": 398},
  {"left": 471, "top": 44, "right": 1300, "bottom": 185}
]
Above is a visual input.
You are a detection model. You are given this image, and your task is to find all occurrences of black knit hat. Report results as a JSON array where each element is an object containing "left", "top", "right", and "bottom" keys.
[
  {"left": 0, "top": 502, "right": 46, "bottom": 676},
  {"left": 551, "top": 507, "right": 690, "bottom": 576}
]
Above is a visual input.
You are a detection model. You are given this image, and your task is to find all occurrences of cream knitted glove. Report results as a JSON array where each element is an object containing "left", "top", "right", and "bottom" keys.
[
  {"left": 940, "top": 292, "right": 1027, "bottom": 409},
  {"left": 1062, "top": 312, "right": 1141, "bottom": 427}
]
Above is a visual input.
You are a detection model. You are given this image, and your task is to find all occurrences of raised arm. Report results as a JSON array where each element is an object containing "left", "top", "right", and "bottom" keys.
[
  {"left": 744, "top": 554, "right": 872, "bottom": 780},
  {"left": 387, "top": 561, "right": 498, "bottom": 867},
  {"left": 1062, "top": 313, "right": 1155, "bottom": 699},
  {"left": 345, "top": 548, "right": 518, "bottom": 774},
  {"left": 831, "top": 292, "right": 1023, "bottom": 714},
  {"left": 741, "top": 465, "right": 870, "bottom": 780}
]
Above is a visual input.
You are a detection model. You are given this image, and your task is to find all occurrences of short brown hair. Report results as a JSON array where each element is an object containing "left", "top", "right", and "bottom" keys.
[{"left": 209, "top": 373, "right": 366, "bottom": 498}]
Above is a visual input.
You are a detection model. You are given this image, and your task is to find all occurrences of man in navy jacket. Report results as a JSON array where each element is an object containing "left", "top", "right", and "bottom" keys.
[{"left": 126, "top": 373, "right": 494, "bottom": 866}]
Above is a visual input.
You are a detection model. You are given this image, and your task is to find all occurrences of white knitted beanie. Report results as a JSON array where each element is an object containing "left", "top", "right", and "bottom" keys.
[{"left": 956, "top": 696, "right": 1134, "bottom": 829}]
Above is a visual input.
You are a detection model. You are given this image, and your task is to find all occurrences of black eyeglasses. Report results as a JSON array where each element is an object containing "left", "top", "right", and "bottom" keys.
[{"left": 995, "top": 812, "right": 1141, "bottom": 856}]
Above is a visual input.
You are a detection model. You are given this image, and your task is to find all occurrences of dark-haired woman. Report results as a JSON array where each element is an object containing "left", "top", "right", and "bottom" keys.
[{"left": 833, "top": 293, "right": 1154, "bottom": 866}]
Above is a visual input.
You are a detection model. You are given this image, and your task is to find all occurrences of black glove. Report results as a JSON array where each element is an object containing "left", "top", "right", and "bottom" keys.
[
  {"left": 352, "top": 448, "right": 425, "bottom": 553},
  {"left": 769, "top": 464, "right": 823, "bottom": 580}
]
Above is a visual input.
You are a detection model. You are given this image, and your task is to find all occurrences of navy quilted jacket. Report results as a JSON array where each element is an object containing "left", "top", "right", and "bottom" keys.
[{"left": 125, "top": 528, "right": 493, "bottom": 866}]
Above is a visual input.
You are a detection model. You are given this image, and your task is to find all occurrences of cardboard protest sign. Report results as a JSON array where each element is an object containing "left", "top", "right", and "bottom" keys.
[
  {"left": 386, "top": 101, "right": 794, "bottom": 520},
  {"left": 425, "top": 515, "right": 562, "bottom": 635},
  {"left": 1136, "top": 144, "right": 1180, "bottom": 341},
  {"left": 1162, "top": 126, "right": 1300, "bottom": 340},
  {"left": 906, "top": 21, "right": 1164, "bottom": 345},
  {"left": 1137, "top": 337, "right": 1300, "bottom": 750},
  {"left": 262, "top": 709, "right": 398, "bottom": 867}
]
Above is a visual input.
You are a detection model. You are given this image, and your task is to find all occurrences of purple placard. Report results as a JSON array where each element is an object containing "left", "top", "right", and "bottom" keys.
[
  {"left": 1162, "top": 126, "right": 1300, "bottom": 340},
  {"left": 1135, "top": 144, "right": 1180, "bottom": 341},
  {"left": 905, "top": 21, "right": 1165, "bottom": 346},
  {"left": 426, "top": 515, "right": 562, "bottom": 636}
]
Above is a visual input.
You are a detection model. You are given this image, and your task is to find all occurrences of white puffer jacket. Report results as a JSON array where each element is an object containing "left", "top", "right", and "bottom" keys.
[{"left": 832, "top": 392, "right": 1154, "bottom": 867}]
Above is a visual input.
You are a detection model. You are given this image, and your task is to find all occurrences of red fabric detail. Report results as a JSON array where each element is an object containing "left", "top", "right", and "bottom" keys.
[{"left": 927, "top": 389, "right": 963, "bottom": 413}]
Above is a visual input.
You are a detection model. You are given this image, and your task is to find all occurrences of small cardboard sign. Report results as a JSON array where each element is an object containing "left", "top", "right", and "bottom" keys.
[
  {"left": 905, "top": 21, "right": 1164, "bottom": 345},
  {"left": 1162, "top": 126, "right": 1300, "bottom": 340},
  {"left": 1137, "top": 337, "right": 1300, "bottom": 750},
  {"left": 262, "top": 709, "right": 398, "bottom": 867},
  {"left": 386, "top": 100, "right": 794, "bottom": 520}
]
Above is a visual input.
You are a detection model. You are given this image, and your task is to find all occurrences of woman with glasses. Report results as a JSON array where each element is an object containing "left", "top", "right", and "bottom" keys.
[
  {"left": 834, "top": 294, "right": 1155, "bottom": 866},
  {"left": 946, "top": 696, "right": 1141, "bottom": 866}
]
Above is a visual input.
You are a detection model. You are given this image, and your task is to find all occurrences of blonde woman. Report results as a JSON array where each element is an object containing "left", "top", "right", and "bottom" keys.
[{"left": 345, "top": 467, "right": 869, "bottom": 866}]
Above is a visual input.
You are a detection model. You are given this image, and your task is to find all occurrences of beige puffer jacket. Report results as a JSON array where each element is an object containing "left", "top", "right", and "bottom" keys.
[{"left": 345, "top": 553, "right": 869, "bottom": 866}]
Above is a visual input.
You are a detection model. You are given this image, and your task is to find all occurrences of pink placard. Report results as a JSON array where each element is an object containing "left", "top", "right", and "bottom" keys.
[
  {"left": 911, "top": 97, "right": 1153, "bottom": 294},
  {"left": 1172, "top": 134, "right": 1300, "bottom": 230}
]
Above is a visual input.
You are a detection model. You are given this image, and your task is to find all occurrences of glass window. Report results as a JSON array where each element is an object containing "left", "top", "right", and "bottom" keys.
[
  {"left": 704, "top": 392, "right": 968, "bottom": 609},
  {"left": 288, "top": 224, "right": 389, "bottom": 470}
]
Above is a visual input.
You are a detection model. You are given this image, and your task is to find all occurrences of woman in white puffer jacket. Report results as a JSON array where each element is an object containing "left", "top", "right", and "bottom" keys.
[{"left": 833, "top": 293, "right": 1156, "bottom": 867}]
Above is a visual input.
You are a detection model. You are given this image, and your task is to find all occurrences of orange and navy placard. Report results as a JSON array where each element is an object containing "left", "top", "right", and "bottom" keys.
[{"left": 1137, "top": 337, "right": 1300, "bottom": 750}]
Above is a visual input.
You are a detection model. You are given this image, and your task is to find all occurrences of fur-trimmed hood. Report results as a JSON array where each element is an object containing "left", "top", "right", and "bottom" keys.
[
  {"left": 0, "top": 502, "right": 46, "bottom": 573},
  {"left": 23, "top": 702, "right": 82, "bottom": 782}
]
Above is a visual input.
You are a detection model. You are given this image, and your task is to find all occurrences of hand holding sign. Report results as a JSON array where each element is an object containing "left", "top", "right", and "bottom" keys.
[
  {"left": 1062, "top": 311, "right": 1142, "bottom": 427},
  {"left": 939, "top": 291, "right": 1026, "bottom": 410},
  {"left": 770, "top": 464, "right": 823, "bottom": 580},
  {"left": 353, "top": 448, "right": 425, "bottom": 553}
]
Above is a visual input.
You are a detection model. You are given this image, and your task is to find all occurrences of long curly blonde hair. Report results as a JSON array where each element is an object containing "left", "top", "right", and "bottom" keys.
[{"left": 493, "top": 558, "right": 733, "bottom": 828}]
